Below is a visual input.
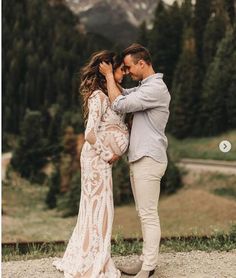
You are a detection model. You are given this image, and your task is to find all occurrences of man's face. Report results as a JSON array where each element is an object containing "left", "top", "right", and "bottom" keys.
[{"left": 123, "top": 54, "right": 143, "bottom": 81}]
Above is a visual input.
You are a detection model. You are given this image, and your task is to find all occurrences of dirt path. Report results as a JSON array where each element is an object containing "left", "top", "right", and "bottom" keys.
[
  {"left": 2, "top": 152, "right": 12, "bottom": 181},
  {"left": 178, "top": 158, "right": 236, "bottom": 175},
  {"left": 2, "top": 250, "right": 236, "bottom": 278}
]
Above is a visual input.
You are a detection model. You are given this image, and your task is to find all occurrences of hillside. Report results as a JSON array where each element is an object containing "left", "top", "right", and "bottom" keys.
[
  {"left": 3, "top": 169, "right": 236, "bottom": 242},
  {"left": 167, "top": 130, "right": 236, "bottom": 162}
]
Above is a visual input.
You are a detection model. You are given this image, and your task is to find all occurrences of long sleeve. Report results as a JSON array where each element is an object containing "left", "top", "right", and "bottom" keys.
[
  {"left": 85, "top": 92, "right": 113, "bottom": 162},
  {"left": 112, "top": 82, "right": 169, "bottom": 113},
  {"left": 121, "top": 86, "right": 139, "bottom": 96},
  {"left": 112, "top": 85, "right": 165, "bottom": 113}
]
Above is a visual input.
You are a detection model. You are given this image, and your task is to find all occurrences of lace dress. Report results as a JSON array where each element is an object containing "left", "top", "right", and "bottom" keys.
[{"left": 53, "top": 90, "right": 129, "bottom": 278}]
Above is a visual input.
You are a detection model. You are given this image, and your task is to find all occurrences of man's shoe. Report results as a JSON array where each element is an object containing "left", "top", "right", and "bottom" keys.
[
  {"left": 118, "top": 260, "right": 142, "bottom": 275},
  {"left": 148, "top": 269, "right": 155, "bottom": 277},
  {"left": 134, "top": 269, "right": 155, "bottom": 278}
]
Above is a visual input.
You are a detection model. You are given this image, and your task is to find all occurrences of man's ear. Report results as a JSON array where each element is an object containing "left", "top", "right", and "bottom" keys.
[{"left": 139, "top": 60, "right": 145, "bottom": 68}]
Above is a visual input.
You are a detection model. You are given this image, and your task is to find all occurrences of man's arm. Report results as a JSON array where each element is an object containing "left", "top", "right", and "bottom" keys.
[
  {"left": 116, "top": 83, "right": 137, "bottom": 96},
  {"left": 122, "top": 86, "right": 138, "bottom": 96},
  {"left": 111, "top": 85, "right": 154, "bottom": 113},
  {"left": 112, "top": 83, "right": 169, "bottom": 113},
  {"left": 99, "top": 62, "right": 169, "bottom": 114}
]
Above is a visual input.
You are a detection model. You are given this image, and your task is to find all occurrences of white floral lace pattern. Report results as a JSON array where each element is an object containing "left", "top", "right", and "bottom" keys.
[{"left": 53, "top": 90, "right": 129, "bottom": 277}]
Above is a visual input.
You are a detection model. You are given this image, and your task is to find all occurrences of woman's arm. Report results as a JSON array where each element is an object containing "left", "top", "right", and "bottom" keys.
[{"left": 85, "top": 92, "right": 113, "bottom": 162}]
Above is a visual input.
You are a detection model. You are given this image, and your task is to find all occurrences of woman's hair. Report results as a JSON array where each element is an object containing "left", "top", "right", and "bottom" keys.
[{"left": 80, "top": 50, "right": 123, "bottom": 122}]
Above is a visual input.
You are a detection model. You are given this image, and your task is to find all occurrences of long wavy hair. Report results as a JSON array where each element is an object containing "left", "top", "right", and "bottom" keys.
[{"left": 80, "top": 50, "right": 123, "bottom": 123}]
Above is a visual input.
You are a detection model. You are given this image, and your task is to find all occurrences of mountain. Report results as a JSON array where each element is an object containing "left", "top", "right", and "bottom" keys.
[{"left": 63, "top": 0, "right": 162, "bottom": 46}]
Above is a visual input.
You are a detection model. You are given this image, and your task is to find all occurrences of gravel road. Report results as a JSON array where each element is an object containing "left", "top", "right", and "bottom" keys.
[
  {"left": 2, "top": 250, "right": 236, "bottom": 278},
  {"left": 177, "top": 159, "right": 236, "bottom": 175}
]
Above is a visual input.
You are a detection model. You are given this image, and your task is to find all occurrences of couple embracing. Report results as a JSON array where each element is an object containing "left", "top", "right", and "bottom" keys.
[{"left": 53, "top": 43, "right": 171, "bottom": 278}]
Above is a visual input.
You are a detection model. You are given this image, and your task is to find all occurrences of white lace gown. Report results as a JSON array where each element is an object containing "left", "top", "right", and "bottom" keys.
[{"left": 53, "top": 90, "right": 129, "bottom": 278}]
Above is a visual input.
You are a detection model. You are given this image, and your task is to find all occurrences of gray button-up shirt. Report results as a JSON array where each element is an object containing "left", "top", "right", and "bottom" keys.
[{"left": 112, "top": 73, "right": 171, "bottom": 163}]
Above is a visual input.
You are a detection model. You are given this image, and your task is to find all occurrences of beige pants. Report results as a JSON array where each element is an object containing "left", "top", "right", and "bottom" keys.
[{"left": 130, "top": 156, "right": 167, "bottom": 271}]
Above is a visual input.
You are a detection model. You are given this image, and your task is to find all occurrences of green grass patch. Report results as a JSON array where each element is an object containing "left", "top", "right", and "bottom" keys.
[
  {"left": 167, "top": 130, "right": 236, "bottom": 162},
  {"left": 111, "top": 233, "right": 142, "bottom": 256},
  {"left": 3, "top": 225, "right": 236, "bottom": 261},
  {"left": 214, "top": 187, "right": 236, "bottom": 199},
  {"left": 2, "top": 242, "right": 66, "bottom": 262},
  {"left": 161, "top": 233, "right": 236, "bottom": 253}
]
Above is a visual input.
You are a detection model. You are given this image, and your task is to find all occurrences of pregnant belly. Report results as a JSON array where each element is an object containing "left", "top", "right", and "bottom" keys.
[{"left": 101, "top": 129, "right": 129, "bottom": 156}]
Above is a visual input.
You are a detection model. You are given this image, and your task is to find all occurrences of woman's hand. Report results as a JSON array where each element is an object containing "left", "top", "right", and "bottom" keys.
[
  {"left": 99, "top": 62, "right": 113, "bottom": 78},
  {"left": 108, "top": 154, "right": 120, "bottom": 164}
]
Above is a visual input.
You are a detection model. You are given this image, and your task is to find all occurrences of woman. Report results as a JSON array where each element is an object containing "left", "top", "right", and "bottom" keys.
[{"left": 53, "top": 51, "right": 129, "bottom": 278}]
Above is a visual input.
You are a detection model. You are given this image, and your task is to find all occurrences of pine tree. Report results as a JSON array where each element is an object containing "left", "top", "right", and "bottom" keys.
[
  {"left": 200, "top": 27, "right": 236, "bottom": 135},
  {"left": 149, "top": 1, "right": 184, "bottom": 87},
  {"left": 170, "top": 27, "right": 201, "bottom": 138},
  {"left": 11, "top": 110, "right": 49, "bottom": 182},
  {"left": 202, "top": 0, "right": 228, "bottom": 69},
  {"left": 224, "top": 0, "right": 235, "bottom": 25},
  {"left": 194, "top": 0, "right": 212, "bottom": 61},
  {"left": 138, "top": 21, "right": 149, "bottom": 47},
  {"left": 181, "top": 0, "right": 193, "bottom": 28},
  {"left": 202, "top": 10, "right": 227, "bottom": 67}
]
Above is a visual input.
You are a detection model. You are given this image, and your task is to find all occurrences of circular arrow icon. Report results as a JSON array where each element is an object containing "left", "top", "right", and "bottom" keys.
[{"left": 219, "top": 140, "right": 232, "bottom": 153}]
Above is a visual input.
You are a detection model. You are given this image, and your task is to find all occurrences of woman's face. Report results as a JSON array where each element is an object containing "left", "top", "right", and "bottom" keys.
[{"left": 114, "top": 63, "right": 125, "bottom": 84}]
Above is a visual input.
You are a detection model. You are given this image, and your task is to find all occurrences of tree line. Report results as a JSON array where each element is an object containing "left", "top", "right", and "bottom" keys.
[
  {"left": 3, "top": 0, "right": 113, "bottom": 140},
  {"left": 139, "top": 0, "right": 236, "bottom": 138}
]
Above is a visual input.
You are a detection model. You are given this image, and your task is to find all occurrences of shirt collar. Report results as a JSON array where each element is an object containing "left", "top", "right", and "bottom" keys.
[{"left": 140, "top": 73, "right": 163, "bottom": 85}]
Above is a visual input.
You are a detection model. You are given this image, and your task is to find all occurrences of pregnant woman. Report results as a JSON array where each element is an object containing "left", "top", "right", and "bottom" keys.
[{"left": 53, "top": 51, "right": 129, "bottom": 278}]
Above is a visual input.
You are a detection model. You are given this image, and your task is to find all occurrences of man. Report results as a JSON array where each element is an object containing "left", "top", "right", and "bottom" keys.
[{"left": 100, "top": 44, "right": 170, "bottom": 278}]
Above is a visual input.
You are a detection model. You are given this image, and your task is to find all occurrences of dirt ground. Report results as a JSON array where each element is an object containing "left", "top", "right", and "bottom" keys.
[{"left": 2, "top": 250, "right": 236, "bottom": 278}]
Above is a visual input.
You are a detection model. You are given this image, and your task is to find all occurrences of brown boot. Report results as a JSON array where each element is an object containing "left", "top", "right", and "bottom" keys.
[{"left": 134, "top": 269, "right": 155, "bottom": 278}]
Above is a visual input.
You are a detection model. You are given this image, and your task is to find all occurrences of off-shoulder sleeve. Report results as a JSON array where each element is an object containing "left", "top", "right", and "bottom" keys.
[{"left": 84, "top": 91, "right": 113, "bottom": 162}]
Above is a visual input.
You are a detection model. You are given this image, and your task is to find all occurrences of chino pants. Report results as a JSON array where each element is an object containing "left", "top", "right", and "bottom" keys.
[{"left": 130, "top": 156, "right": 167, "bottom": 271}]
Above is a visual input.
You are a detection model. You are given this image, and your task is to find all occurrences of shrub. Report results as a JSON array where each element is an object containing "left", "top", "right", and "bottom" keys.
[
  {"left": 161, "top": 155, "right": 182, "bottom": 195},
  {"left": 112, "top": 158, "right": 133, "bottom": 206},
  {"left": 45, "top": 168, "right": 60, "bottom": 209}
]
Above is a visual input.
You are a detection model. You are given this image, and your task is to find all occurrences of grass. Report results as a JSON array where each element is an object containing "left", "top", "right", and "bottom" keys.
[
  {"left": 2, "top": 178, "right": 77, "bottom": 242},
  {"left": 214, "top": 187, "right": 236, "bottom": 199},
  {"left": 114, "top": 171, "right": 236, "bottom": 237},
  {"left": 3, "top": 171, "right": 236, "bottom": 242},
  {"left": 2, "top": 242, "right": 66, "bottom": 262},
  {"left": 3, "top": 224, "right": 236, "bottom": 261},
  {"left": 2, "top": 169, "right": 236, "bottom": 262},
  {"left": 167, "top": 129, "right": 236, "bottom": 162},
  {"left": 112, "top": 229, "right": 236, "bottom": 255}
]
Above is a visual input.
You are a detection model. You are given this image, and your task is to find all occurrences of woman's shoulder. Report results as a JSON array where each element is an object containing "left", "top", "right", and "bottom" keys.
[{"left": 89, "top": 90, "right": 107, "bottom": 100}]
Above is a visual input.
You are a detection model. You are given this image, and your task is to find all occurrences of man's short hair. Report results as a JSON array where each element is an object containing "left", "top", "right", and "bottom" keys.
[{"left": 122, "top": 43, "right": 152, "bottom": 65}]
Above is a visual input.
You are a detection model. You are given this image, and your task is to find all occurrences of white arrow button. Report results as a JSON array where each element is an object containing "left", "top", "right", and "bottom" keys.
[{"left": 219, "top": 140, "right": 232, "bottom": 153}]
